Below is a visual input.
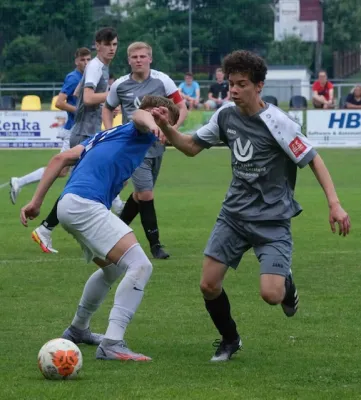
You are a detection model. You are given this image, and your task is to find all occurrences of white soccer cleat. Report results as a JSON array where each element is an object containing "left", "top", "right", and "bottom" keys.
[
  {"left": 9, "top": 177, "right": 21, "bottom": 205},
  {"left": 32, "top": 226, "right": 58, "bottom": 254},
  {"left": 96, "top": 339, "right": 152, "bottom": 362}
]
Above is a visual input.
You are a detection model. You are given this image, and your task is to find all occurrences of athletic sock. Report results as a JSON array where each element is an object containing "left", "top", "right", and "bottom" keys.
[
  {"left": 138, "top": 199, "right": 159, "bottom": 247},
  {"left": 119, "top": 193, "right": 139, "bottom": 225},
  {"left": 18, "top": 167, "right": 45, "bottom": 188},
  {"left": 41, "top": 197, "right": 60, "bottom": 230},
  {"left": 204, "top": 289, "right": 239, "bottom": 342}
]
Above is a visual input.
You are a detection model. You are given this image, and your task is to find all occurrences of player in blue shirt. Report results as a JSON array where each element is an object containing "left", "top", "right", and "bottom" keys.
[
  {"left": 20, "top": 95, "right": 179, "bottom": 362},
  {"left": 9, "top": 47, "right": 91, "bottom": 208}
]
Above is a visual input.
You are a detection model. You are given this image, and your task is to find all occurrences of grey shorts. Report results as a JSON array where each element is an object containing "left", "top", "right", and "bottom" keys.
[
  {"left": 204, "top": 211, "right": 293, "bottom": 277},
  {"left": 69, "top": 134, "right": 90, "bottom": 148},
  {"left": 69, "top": 120, "right": 101, "bottom": 148},
  {"left": 131, "top": 156, "right": 163, "bottom": 193}
]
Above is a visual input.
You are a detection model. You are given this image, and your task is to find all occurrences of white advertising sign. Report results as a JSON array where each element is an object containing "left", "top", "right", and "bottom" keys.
[
  {"left": 307, "top": 110, "right": 361, "bottom": 148},
  {"left": 288, "top": 110, "right": 304, "bottom": 128},
  {"left": 0, "top": 111, "right": 67, "bottom": 148}
]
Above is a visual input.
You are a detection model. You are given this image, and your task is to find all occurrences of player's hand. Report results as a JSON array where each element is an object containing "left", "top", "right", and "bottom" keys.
[
  {"left": 151, "top": 107, "right": 169, "bottom": 128},
  {"left": 329, "top": 203, "right": 350, "bottom": 236},
  {"left": 20, "top": 201, "right": 41, "bottom": 227}
]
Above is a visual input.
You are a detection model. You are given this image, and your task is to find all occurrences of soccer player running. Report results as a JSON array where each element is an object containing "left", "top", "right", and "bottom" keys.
[
  {"left": 103, "top": 42, "right": 187, "bottom": 259},
  {"left": 151, "top": 50, "right": 351, "bottom": 362},
  {"left": 20, "top": 96, "right": 180, "bottom": 361},
  {"left": 31, "top": 27, "right": 118, "bottom": 254},
  {"left": 9, "top": 47, "right": 92, "bottom": 205}
]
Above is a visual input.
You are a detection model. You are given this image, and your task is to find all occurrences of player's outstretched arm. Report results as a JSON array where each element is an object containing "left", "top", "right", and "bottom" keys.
[
  {"left": 20, "top": 145, "right": 84, "bottom": 227},
  {"left": 151, "top": 107, "right": 203, "bottom": 157},
  {"left": 309, "top": 154, "right": 351, "bottom": 236}
]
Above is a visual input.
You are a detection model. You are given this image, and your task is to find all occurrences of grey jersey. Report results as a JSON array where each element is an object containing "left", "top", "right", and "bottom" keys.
[
  {"left": 72, "top": 57, "right": 109, "bottom": 137},
  {"left": 193, "top": 102, "right": 317, "bottom": 221},
  {"left": 105, "top": 69, "right": 178, "bottom": 157}
]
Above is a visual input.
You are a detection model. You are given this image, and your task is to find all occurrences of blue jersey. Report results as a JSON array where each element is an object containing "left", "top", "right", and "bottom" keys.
[
  {"left": 60, "top": 69, "right": 83, "bottom": 130},
  {"left": 61, "top": 122, "right": 157, "bottom": 208}
]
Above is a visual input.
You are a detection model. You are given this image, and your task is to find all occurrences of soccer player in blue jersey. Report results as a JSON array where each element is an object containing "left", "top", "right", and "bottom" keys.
[
  {"left": 20, "top": 96, "right": 179, "bottom": 361},
  {"left": 9, "top": 47, "right": 92, "bottom": 207}
]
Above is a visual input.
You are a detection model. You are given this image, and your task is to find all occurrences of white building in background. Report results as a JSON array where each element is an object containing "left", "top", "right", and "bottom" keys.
[{"left": 262, "top": 65, "right": 312, "bottom": 102}]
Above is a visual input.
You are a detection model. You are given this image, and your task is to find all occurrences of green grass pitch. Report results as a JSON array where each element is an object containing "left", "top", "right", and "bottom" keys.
[{"left": 0, "top": 148, "right": 360, "bottom": 399}]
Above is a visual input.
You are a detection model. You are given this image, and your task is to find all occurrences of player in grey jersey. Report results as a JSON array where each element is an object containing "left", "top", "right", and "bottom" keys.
[
  {"left": 103, "top": 41, "right": 187, "bottom": 259},
  {"left": 151, "top": 50, "right": 351, "bottom": 362},
  {"left": 31, "top": 27, "right": 118, "bottom": 255}
]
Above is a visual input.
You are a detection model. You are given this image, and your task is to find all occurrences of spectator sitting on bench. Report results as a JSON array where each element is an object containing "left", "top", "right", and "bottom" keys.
[
  {"left": 178, "top": 72, "right": 201, "bottom": 110},
  {"left": 312, "top": 70, "right": 335, "bottom": 109},
  {"left": 345, "top": 84, "right": 361, "bottom": 109},
  {"left": 204, "top": 68, "right": 230, "bottom": 110}
]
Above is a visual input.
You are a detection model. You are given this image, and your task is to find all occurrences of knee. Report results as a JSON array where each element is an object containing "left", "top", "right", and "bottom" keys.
[
  {"left": 260, "top": 287, "right": 284, "bottom": 305},
  {"left": 129, "top": 259, "right": 153, "bottom": 290},
  {"left": 137, "top": 191, "right": 154, "bottom": 201},
  {"left": 200, "top": 279, "right": 221, "bottom": 299}
]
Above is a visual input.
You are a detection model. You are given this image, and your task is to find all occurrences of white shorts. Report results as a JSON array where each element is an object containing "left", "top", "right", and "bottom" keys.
[
  {"left": 58, "top": 128, "right": 71, "bottom": 153},
  {"left": 57, "top": 193, "right": 132, "bottom": 263}
]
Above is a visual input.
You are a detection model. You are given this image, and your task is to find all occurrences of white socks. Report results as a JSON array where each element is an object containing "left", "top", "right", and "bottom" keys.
[
  {"left": 18, "top": 167, "right": 45, "bottom": 188},
  {"left": 71, "top": 244, "right": 152, "bottom": 341},
  {"left": 71, "top": 263, "right": 126, "bottom": 330},
  {"left": 105, "top": 244, "right": 153, "bottom": 341}
]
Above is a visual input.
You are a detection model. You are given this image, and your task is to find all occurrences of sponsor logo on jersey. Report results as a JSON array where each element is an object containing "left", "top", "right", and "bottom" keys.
[
  {"left": 233, "top": 137, "right": 253, "bottom": 162},
  {"left": 289, "top": 137, "right": 306, "bottom": 158}
]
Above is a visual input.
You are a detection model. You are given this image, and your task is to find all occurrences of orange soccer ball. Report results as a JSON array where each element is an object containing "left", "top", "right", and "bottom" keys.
[{"left": 38, "top": 338, "right": 83, "bottom": 380}]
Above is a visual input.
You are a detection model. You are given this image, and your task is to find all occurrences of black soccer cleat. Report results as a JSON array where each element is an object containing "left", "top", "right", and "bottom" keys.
[
  {"left": 281, "top": 273, "right": 299, "bottom": 317},
  {"left": 210, "top": 336, "right": 242, "bottom": 362},
  {"left": 151, "top": 243, "right": 170, "bottom": 259}
]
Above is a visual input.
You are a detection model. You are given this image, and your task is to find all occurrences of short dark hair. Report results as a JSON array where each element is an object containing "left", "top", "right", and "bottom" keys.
[
  {"left": 139, "top": 95, "right": 180, "bottom": 126},
  {"left": 75, "top": 47, "right": 91, "bottom": 58},
  {"left": 95, "top": 27, "right": 118, "bottom": 43},
  {"left": 222, "top": 50, "right": 267, "bottom": 84},
  {"left": 185, "top": 72, "right": 193, "bottom": 77}
]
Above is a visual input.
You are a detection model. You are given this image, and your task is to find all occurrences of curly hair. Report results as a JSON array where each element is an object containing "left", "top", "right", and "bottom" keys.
[
  {"left": 139, "top": 95, "right": 179, "bottom": 125},
  {"left": 222, "top": 50, "right": 267, "bottom": 84}
]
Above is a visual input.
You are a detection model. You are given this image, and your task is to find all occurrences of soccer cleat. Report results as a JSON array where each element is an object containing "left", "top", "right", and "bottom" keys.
[
  {"left": 211, "top": 336, "right": 242, "bottom": 362},
  {"left": 62, "top": 325, "right": 104, "bottom": 345},
  {"left": 281, "top": 272, "right": 299, "bottom": 317},
  {"left": 9, "top": 177, "right": 21, "bottom": 205},
  {"left": 31, "top": 226, "right": 58, "bottom": 254},
  {"left": 96, "top": 339, "right": 152, "bottom": 361},
  {"left": 151, "top": 243, "right": 170, "bottom": 259}
]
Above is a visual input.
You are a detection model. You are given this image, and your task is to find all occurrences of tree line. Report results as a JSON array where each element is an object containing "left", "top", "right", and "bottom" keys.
[{"left": 0, "top": 0, "right": 360, "bottom": 83}]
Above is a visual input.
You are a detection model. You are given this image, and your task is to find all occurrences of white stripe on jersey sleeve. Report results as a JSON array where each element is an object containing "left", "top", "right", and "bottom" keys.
[
  {"left": 150, "top": 69, "right": 178, "bottom": 96},
  {"left": 193, "top": 102, "right": 234, "bottom": 147},
  {"left": 105, "top": 74, "right": 131, "bottom": 109},
  {"left": 84, "top": 58, "right": 104, "bottom": 90},
  {"left": 259, "top": 104, "right": 315, "bottom": 166}
]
